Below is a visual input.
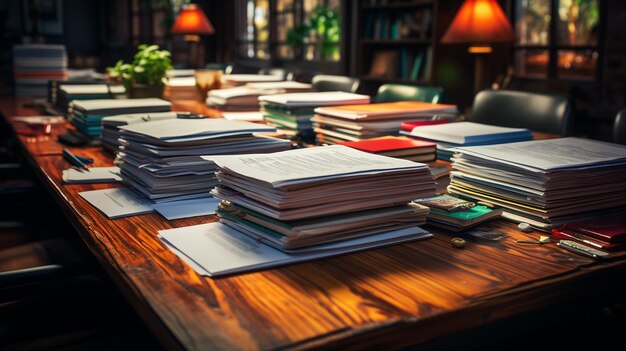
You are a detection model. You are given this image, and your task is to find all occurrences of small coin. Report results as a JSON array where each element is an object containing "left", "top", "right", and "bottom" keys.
[{"left": 451, "top": 237, "right": 466, "bottom": 248}]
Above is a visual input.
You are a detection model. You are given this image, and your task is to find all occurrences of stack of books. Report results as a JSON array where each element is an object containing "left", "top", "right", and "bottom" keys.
[
  {"left": 407, "top": 122, "right": 533, "bottom": 161},
  {"left": 101, "top": 111, "right": 178, "bottom": 154},
  {"left": 448, "top": 138, "right": 626, "bottom": 230},
  {"left": 163, "top": 77, "right": 196, "bottom": 100},
  {"left": 312, "top": 101, "right": 458, "bottom": 144},
  {"left": 552, "top": 217, "right": 626, "bottom": 251},
  {"left": 207, "top": 81, "right": 313, "bottom": 111},
  {"left": 12, "top": 44, "right": 68, "bottom": 97},
  {"left": 260, "top": 92, "right": 371, "bottom": 143},
  {"left": 116, "top": 119, "right": 291, "bottom": 203},
  {"left": 412, "top": 195, "right": 502, "bottom": 232},
  {"left": 208, "top": 145, "right": 435, "bottom": 250},
  {"left": 69, "top": 98, "right": 171, "bottom": 143},
  {"left": 338, "top": 136, "right": 437, "bottom": 162},
  {"left": 57, "top": 84, "right": 126, "bottom": 110}
]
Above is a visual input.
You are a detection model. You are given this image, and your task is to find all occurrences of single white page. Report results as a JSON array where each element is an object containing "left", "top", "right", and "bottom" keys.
[
  {"left": 455, "top": 137, "right": 626, "bottom": 172},
  {"left": 153, "top": 197, "right": 220, "bottom": 220},
  {"left": 221, "top": 111, "right": 264, "bottom": 122},
  {"left": 410, "top": 122, "right": 530, "bottom": 144},
  {"left": 119, "top": 118, "right": 274, "bottom": 140},
  {"left": 79, "top": 188, "right": 154, "bottom": 219},
  {"left": 13, "top": 115, "right": 64, "bottom": 124},
  {"left": 62, "top": 166, "right": 122, "bottom": 184},
  {"left": 203, "top": 145, "right": 426, "bottom": 187}
]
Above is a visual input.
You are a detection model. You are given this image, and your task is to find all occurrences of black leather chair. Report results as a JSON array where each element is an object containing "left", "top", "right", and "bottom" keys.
[
  {"left": 614, "top": 108, "right": 626, "bottom": 145},
  {"left": 311, "top": 75, "right": 360, "bottom": 93},
  {"left": 258, "top": 67, "right": 293, "bottom": 81},
  {"left": 470, "top": 89, "right": 575, "bottom": 136}
]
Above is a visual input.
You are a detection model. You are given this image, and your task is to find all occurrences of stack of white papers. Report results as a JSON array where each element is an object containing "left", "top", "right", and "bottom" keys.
[
  {"left": 448, "top": 137, "right": 626, "bottom": 229},
  {"left": 222, "top": 74, "right": 283, "bottom": 86},
  {"left": 159, "top": 222, "right": 432, "bottom": 277},
  {"left": 207, "top": 82, "right": 314, "bottom": 111},
  {"left": 203, "top": 145, "right": 435, "bottom": 250},
  {"left": 13, "top": 44, "right": 67, "bottom": 97},
  {"left": 117, "top": 118, "right": 291, "bottom": 203},
  {"left": 57, "top": 84, "right": 126, "bottom": 109},
  {"left": 101, "top": 111, "right": 178, "bottom": 153},
  {"left": 408, "top": 122, "right": 533, "bottom": 161},
  {"left": 62, "top": 166, "right": 122, "bottom": 184}
]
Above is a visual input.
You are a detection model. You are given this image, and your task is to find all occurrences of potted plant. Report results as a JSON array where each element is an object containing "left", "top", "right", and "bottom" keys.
[{"left": 107, "top": 44, "right": 173, "bottom": 99}]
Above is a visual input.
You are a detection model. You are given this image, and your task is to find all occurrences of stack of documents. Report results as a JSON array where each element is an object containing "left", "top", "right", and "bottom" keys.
[
  {"left": 163, "top": 77, "right": 196, "bottom": 100},
  {"left": 57, "top": 84, "right": 126, "bottom": 109},
  {"left": 312, "top": 101, "right": 458, "bottom": 144},
  {"left": 117, "top": 118, "right": 291, "bottom": 203},
  {"left": 447, "top": 138, "right": 626, "bottom": 230},
  {"left": 207, "top": 82, "right": 313, "bottom": 111},
  {"left": 101, "top": 111, "right": 178, "bottom": 153},
  {"left": 408, "top": 122, "right": 533, "bottom": 161},
  {"left": 69, "top": 98, "right": 171, "bottom": 141},
  {"left": 207, "top": 145, "right": 435, "bottom": 249},
  {"left": 260, "top": 92, "right": 370, "bottom": 143},
  {"left": 13, "top": 44, "right": 68, "bottom": 97},
  {"left": 338, "top": 136, "right": 437, "bottom": 162},
  {"left": 222, "top": 74, "right": 283, "bottom": 87}
]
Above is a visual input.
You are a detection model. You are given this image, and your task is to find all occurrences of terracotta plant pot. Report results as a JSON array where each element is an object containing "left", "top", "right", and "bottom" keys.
[{"left": 129, "top": 83, "right": 164, "bottom": 99}]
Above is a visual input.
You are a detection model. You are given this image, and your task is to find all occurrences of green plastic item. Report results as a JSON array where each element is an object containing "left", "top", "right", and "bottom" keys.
[{"left": 374, "top": 84, "right": 444, "bottom": 104}]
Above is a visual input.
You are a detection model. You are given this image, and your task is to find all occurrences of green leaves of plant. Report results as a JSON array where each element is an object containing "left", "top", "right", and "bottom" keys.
[{"left": 106, "top": 44, "right": 173, "bottom": 88}]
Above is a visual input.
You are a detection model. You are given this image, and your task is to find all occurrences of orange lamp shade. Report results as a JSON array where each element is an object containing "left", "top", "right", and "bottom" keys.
[
  {"left": 442, "top": 0, "right": 514, "bottom": 44},
  {"left": 171, "top": 4, "right": 215, "bottom": 35}
]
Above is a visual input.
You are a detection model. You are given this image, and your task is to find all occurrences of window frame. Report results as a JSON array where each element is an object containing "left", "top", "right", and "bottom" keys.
[{"left": 511, "top": 0, "right": 605, "bottom": 82}]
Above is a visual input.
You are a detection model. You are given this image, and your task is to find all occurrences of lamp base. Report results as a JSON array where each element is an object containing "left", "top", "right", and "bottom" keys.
[{"left": 468, "top": 46, "right": 493, "bottom": 94}]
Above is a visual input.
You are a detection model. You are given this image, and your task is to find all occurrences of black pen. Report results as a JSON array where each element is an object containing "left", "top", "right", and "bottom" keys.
[{"left": 62, "top": 148, "right": 89, "bottom": 172}]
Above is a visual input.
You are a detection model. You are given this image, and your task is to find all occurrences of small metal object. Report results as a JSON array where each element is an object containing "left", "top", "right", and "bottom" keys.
[
  {"left": 516, "top": 239, "right": 541, "bottom": 244},
  {"left": 557, "top": 240, "right": 609, "bottom": 259},
  {"left": 518, "top": 222, "right": 533, "bottom": 233},
  {"left": 451, "top": 237, "right": 466, "bottom": 248},
  {"left": 466, "top": 230, "right": 506, "bottom": 241}
]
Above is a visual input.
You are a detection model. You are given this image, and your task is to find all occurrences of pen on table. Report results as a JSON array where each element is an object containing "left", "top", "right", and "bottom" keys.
[{"left": 62, "top": 148, "right": 90, "bottom": 172}]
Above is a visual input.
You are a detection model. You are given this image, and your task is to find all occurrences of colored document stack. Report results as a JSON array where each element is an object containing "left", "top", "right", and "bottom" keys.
[
  {"left": 159, "top": 146, "right": 434, "bottom": 276},
  {"left": 69, "top": 98, "right": 171, "bottom": 141},
  {"left": 208, "top": 145, "right": 436, "bottom": 249},
  {"left": 338, "top": 136, "right": 437, "bottom": 162},
  {"left": 57, "top": 84, "right": 126, "bottom": 110},
  {"left": 408, "top": 122, "right": 533, "bottom": 161},
  {"left": 13, "top": 44, "right": 68, "bottom": 97},
  {"left": 101, "top": 111, "right": 178, "bottom": 153},
  {"left": 260, "top": 91, "right": 371, "bottom": 143},
  {"left": 313, "top": 101, "right": 458, "bottom": 144},
  {"left": 447, "top": 138, "right": 626, "bottom": 230},
  {"left": 412, "top": 195, "right": 502, "bottom": 232},
  {"left": 207, "top": 81, "right": 313, "bottom": 111},
  {"left": 117, "top": 118, "right": 291, "bottom": 203}
]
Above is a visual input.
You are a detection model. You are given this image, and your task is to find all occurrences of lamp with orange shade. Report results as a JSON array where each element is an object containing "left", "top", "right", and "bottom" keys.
[
  {"left": 171, "top": 3, "right": 215, "bottom": 68},
  {"left": 441, "top": 0, "right": 514, "bottom": 93}
]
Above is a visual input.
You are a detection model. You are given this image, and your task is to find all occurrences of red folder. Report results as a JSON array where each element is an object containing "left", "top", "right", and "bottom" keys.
[
  {"left": 339, "top": 136, "right": 436, "bottom": 153},
  {"left": 401, "top": 119, "right": 450, "bottom": 132}
]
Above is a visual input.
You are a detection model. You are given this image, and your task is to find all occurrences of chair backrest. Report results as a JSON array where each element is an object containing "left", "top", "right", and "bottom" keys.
[
  {"left": 374, "top": 84, "right": 444, "bottom": 104},
  {"left": 258, "top": 68, "right": 292, "bottom": 81},
  {"left": 614, "top": 108, "right": 626, "bottom": 145},
  {"left": 311, "top": 75, "right": 360, "bottom": 93},
  {"left": 205, "top": 63, "right": 233, "bottom": 75},
  {"left": 470, "top": 89, "right": 574, "bottom": 136}
]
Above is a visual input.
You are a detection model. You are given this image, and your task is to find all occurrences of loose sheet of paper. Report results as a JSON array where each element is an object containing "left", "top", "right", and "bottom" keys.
[
  {"left": 78, "top": 188, "right": 154, "bottom": 219},
  {"left": 153, "top": 197, "right": 220, "bottom": 220},
  {"left": 62, "top": 166, "right": 122, "bottom": 184}
]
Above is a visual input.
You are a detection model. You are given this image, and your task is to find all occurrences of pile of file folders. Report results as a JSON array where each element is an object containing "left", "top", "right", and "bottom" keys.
[
  {"left": 116, "top": 119, "right": 291, "bottom": 203},
  {"left": 13, "top": 44, "right": 67, "bottom": 97},
  {"left": 209, "top": 145, "right": 436, "bottom": 250},
  {"left": 69, "top": 98, "right": 171, "bottom": 144},
  {"left": 448, "top": 137, "right": 626, "bottom": 230},
  {"left": 312, "top": 101, "right": 459, "bottom": 144},
  {"left": 259, "top": 92, "right": 370, "bottom": 143},
  {"left": 57, "top": 84, "right": 126, "bottom": 110},
  {"left": 207, "top": 81, "right": 314, "bottom": 111},
  {"left": 101, "top": 111, "right": 178, "bottom": 154}
]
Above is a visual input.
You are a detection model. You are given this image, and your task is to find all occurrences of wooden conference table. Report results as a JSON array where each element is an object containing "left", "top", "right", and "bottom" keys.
[{"left": 2, "top": 97, "right": 626, "bottom": 350}]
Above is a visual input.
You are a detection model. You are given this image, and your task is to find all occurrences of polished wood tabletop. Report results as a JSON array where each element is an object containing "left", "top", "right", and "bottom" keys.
[{"left": 2, "top": 97, "right": 625, "bottom": 350}]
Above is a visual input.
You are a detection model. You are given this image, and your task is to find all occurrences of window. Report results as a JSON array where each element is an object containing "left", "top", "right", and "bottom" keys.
[
  {"left": 514, "top": 0, "right": 600, "bottom": 80},
  {"left": 236, "top": 0, "right": 342, "bottom": 62}
]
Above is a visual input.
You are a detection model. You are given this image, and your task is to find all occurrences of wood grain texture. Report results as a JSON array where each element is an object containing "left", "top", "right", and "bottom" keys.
[{"left": 3, "top": 97, "right": 626, "bottom": 350}]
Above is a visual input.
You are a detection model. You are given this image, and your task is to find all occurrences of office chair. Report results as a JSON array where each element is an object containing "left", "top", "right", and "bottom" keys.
[
  {"left": 470, "top": 89, "right": 575, "bottom": 136},
  {"left": 258, "top": 67, "right": 293, "bottom": 81},
  {"left": 311, "top": 75, "right": 360, "bottom": 93},
  {"left": 205, "top": 62, "right": 234, "bottom": 75},
  {"left": 374, "top": 84, "right": 444, "bottom": 104},
  {"left": 614, "top": 108, "right": 626, "bottom": 145}
]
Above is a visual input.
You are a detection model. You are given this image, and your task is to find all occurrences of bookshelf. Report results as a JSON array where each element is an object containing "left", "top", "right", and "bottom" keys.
[{"left": 353, "top": 0, "right": 437, "bottom": 92}]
